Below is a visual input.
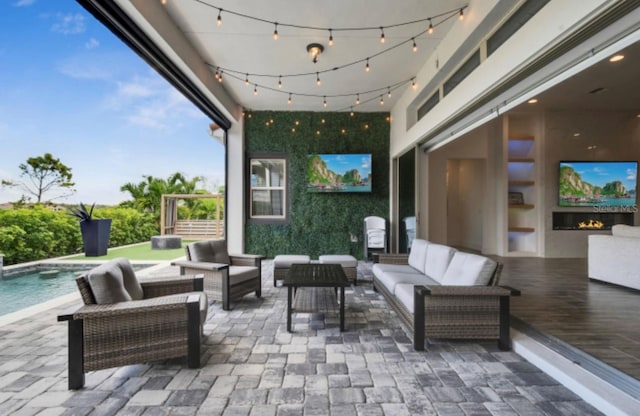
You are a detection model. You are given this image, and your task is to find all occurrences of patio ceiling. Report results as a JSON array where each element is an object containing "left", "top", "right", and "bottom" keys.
[{"left": 106, "top": 0, "right": 466, "bottom": 118}]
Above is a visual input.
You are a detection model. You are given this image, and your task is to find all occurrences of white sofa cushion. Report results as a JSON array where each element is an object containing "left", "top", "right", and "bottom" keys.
[
  {"left": 377, "top": 271, "right": 437, "bottom": 294},
  {"left": 367, "top": 229, "right": 386, "bottom": 248},
  {"left": 372, "top": 263, "right": 416, "bottom": 280},
  {"left": 394, "top": 283, "right": 416, "bottom": 313},
  {"left": 408, "top": 239, "right": 429, "bottom": 273},
  {"left": 423, "top": 244, "right": 457, "bottom": 283},
  {"left": 440, "top": 252, "right": 497, "bottom": 286},
  {"left": 611, "top": 224, "right": 640, "bottom": 238}
]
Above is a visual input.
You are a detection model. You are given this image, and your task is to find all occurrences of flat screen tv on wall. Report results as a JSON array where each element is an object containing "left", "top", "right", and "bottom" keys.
[
  {"left": 558, "top": 161, "right": 638, "bottom": 207},
  {"left": 307, "top": 153, "right": 372, "bottom": 193}
]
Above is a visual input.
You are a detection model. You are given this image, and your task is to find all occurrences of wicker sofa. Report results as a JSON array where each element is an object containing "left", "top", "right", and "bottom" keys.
[
  {"left": 372, "top": 239, "right": 520, "bottom": 350},
  {"left": 58, "top": 258, "right": 207, "bottom": 389}
]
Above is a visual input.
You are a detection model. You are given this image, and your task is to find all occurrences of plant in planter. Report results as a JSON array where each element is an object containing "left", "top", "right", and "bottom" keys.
[{"left": 69, "top": 203, "right": 112, "bottom": 257}]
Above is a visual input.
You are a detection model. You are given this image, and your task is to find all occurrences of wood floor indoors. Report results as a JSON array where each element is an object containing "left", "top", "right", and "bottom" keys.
[{"left": 498, "top": 257, "right": 640, "bottom": 391}]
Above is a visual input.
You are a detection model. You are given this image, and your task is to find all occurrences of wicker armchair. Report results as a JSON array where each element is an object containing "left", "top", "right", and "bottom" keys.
[
  {"left": 57, "top": 258, "right": 207, "bottom": 390},
  {"left": 171, "top": 239, "right": 264, "bottom": 310}
]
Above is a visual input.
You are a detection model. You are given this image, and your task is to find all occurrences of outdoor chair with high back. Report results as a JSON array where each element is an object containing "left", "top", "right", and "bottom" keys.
[
  {"left": 364, "top": 215, "right": 387, "bottom": 260},
  {"left": 172, "top": 239, "right": 264, "bottom": 310},
  {"left": 57, "top": 257, "right": 207, "bottom": 390}
]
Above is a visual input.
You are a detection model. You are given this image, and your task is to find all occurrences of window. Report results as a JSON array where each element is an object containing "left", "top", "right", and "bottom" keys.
[{"left": 249, "top": 157, "right": 287, "bottom": 221}]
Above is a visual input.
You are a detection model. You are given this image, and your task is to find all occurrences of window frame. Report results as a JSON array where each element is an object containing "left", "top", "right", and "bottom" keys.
[{"left": 246, "top": 152, "right": 289, "bottom": 224}]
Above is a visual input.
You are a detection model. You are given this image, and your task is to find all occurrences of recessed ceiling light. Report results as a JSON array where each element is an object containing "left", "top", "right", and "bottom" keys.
[
  {"left": 528, "top": 98, "right": 538, "bottom": 104},
  {"left": 573, "top": 133, "right": 581, "bottom": 137},
  {"left": 609, "top": 54, "right": 624, "bottom": 62}
]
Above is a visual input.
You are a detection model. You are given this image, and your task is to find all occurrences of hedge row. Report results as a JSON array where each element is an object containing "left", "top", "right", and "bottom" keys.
[{"left": 0, "top": 206, "right": 158, "bottom": 265}]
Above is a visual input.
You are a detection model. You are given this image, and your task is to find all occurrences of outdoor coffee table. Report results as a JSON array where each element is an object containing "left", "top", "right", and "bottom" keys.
[{"left": 283, "top": 263, "right": 350, "bottom": 332}]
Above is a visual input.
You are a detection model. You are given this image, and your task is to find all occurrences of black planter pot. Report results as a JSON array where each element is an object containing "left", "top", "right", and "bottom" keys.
[{"left": 80, "top": 219, "right": 112, "bottom": 257}]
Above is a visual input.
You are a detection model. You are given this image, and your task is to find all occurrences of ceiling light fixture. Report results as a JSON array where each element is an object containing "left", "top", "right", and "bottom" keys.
[
  {"left": 365, "top": 58, "right": 370, "bottom": 72},
  {"left": 528, "top": 98, "right": 538, "bottom": 104},
  {"left": 428, "top": 19, "right": 434, "bottom": 34},
  {"left": 459, "top": 9, "right": 464, "bottom": 20},
  {"left": 609, "top": 54, "right": 624, "bottom": 62},
  {"left": 306, "top": 43, "right": 324, "bottom": 64},
  {"left": 217, "top": 9, "right": 222, "bottom": 26},
  {"left": 380, "top": 27, "right": 385, "bottom": 43},
  {"left": 412, "top": 38, "right": 417, "bottom": 52},
  {"left": 273, "top": 23, "right": 279, "bottom": 40}
]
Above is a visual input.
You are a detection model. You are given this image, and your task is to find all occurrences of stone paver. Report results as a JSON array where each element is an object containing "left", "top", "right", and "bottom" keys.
[{"left": 0, "top": 261, "right": 605, "bottom": 415}]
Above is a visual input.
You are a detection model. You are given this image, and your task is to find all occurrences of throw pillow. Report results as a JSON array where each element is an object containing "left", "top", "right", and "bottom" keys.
[
  {"left": 115, "top": 257, "right": 144, "bottom": 300},
  {"left": 87, "top": 261, "right": 133, "bottom": 304}
]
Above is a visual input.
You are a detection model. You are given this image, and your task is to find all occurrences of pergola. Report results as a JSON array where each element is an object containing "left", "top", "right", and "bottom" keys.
[{"left": 160, "top": 193, "right": 224, "bottom": 239}]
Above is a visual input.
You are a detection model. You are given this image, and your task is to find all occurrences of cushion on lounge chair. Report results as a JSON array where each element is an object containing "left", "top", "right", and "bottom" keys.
[
  {"left": 230, "top": 266, "right": 262, "bottom": 283},
  {"left": 114, "top": 257, "right": 144, "bottom": 300},
  {"left": 188, "top": 239, "right": 230, "bottom": 264},
  {"left": 86, "top": 261, "right": 133, "bottom": 304}
]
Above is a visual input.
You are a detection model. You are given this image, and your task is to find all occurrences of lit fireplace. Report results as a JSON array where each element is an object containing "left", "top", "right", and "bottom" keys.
[{"left": 578, "top": 219, "right": 605, "bottom": 229}]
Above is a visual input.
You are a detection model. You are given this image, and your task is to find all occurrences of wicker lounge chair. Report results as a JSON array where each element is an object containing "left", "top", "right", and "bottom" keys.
[
  {"left": 57, "top": 257, "right": 207, "bottom": 389},
  {"left": 172, "top": 239, "right": 264, "bottom": 310}
]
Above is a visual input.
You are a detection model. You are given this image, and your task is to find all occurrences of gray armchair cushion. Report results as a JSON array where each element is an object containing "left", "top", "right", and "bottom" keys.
[
  {"left": 187, "top": 239, "right": 230, "bottom": 264},
  {"left": 87, "top": 261, "right": 133, "bottom": 304},
  {"left": 114, "top": 257, "right": 144, "bottom": 300}
]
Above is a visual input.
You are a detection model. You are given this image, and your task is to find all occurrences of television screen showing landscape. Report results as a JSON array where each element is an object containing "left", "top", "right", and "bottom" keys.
[
  {"left": 559, "top": 161, "right": 638, "bottom": 207},
  {"left": 307, "top": 153, "right": 372, "bottom": 193}
]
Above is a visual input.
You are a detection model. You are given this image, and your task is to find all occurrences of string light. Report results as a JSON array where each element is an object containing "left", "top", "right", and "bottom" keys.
[
  {"left": 365, "top": 58, "right": 370, "bottom": 72},
  {"left": 217, "top": 9, "right": 222, "bottom": 26},
  {"left": 273, "top": 23, "right": 279, "bottom": 40},
  {"left": 412, "top": 78, "right": 417, "bottom": 89},
  {"left": 245, "top": 74, "right": 249, "bottom": 86},
  {"left": 380, "top": 27, "right": 385, "bottom": 43},
  {"left": 198, "top": 2, "right": 465, "bottom": 43},
  {"left": 356, "top": 94, "right": 360, "bottom": 105},
  {"left": 380, "top": 95, "right": 384, "bottom": 105},
  {"left": 278, "top": 76, "right": 282, "bottom": 88},
  {"left": 218, "top": 70, "right": 223, "bottom": 83},
  {"left": 323, "top": 96, "right": 327, "bottom": 107},
  {"left": 412, "top": 38, "right": 417, "bottom": 52},
  {"left": 253, "top": 84, "right": 258, "bottom": 95},
  {"left": 350, "top": 108, "right": 354, "bottom": 116},
  {"left": 288, "top": 93, "right": 292, "bottom": 104},
  {"left": 316, "top": 72, "right": 321, "bottom": 86},
  {"left": 428, "top": 19, "right": 434, "bottom": 34},
  {"left": 328, "top": 29, "right": 334, "bottom": 46},
  {"left": 387, "top": 87, "right": 391, "bottom": 97}
]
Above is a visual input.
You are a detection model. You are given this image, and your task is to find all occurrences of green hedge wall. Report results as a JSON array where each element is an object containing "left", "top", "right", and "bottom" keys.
[{"left": 245, "top": 110, "right": 390, "bottom": 259}]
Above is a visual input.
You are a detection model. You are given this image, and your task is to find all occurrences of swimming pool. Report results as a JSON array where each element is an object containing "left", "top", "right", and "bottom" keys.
[{"left": 0, "top": 263, "right": 153, "bottom": 316}]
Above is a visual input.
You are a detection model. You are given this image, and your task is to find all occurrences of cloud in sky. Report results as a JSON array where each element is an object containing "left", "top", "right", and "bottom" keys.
[
  {"left": 14, "top": 0, "right": 36, "bottom": 7},
  {"left": 51, "top": 13, "right": 86, "bottom": 35},
  {"left": 85, "top": 37, "right": 99, "bottom": 49}
]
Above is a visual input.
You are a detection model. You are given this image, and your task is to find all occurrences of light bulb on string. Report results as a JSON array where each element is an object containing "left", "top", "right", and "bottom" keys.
[
  {"left": 350, "top": 107, "right": 354, "bottom": 117},
  {"left": 387, "top": 87, "right": 391, "bottom": 98},
  {"left": 365, "top": 58, "right": 370, "bottom": 72},
  {"left": 328, "top": 29, "right": 334, "bottom": 46},
  {"left": 411, "top": 78, "right": 417, "bottom": 90},
  {"left": 218, "top": 70, "right": 223, "bottom": 83},
  {"left": 380, "top": 95, "right": 384, "bottom": 105},
  {"left": 428, "top": 19, "right": 433, "bottom": 34},
  {"left": 244, "top": 74, "right": 249, "bottom": 86},
  {"left": 356, "top": 94, "right": 360, "bottom": 105},
  {"left": 316, "top": 73, "right": 321, "bottom": 86},
  {"left": 273, "top": 23, "right": 278, "bottom": 40},
  {"left": 278, "top": 76, "right": 282, "bottom": 88},
  {"left": 288, "top": 93, "right": 292, "bottom": 104},
  {"left": 412, "top": 38, "right": 417, "bottom": 52},
  {"left": 214, "top": 68, "right": 220, "bottom": 80},
  {"left": 323, "top": 96, "right": 327, "bottom": 108},
  {"left": 253, "top": 85, "right": 258, "bottom": 95},
  {"left": 459, "top": 9, "right": 464, "bottom": 20},
  {"left": 217, "top": 9, "right": 222, "bottom": 26},
  {"left": 380, "top": 27, "right": 385, "bottom": 43}
]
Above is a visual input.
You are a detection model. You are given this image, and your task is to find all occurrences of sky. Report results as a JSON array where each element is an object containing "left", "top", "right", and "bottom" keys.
[{"left": 0, "top": 0, "right": 225, "bottom": 205}]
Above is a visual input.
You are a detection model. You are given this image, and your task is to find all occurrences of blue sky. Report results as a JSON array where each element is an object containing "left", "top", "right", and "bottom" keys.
[
  {"left": 561, "top": 161, "right": 637, "bottom": 190},
  {"left": 0, "top": 0, "right": 225, "bottom": 205}
]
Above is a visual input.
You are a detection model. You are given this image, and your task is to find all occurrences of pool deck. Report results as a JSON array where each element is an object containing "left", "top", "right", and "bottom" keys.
[{"left": 0, "top": 260, "right": 608, "bottom": 415}]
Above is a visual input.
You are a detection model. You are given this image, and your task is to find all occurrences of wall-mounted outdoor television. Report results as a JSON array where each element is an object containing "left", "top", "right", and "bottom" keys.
[
  {"left": 558, "top": 161, "right": 638, "bottom": 207},
  {"left": 307, "top": 153, "right": 372, "bottom": 193}
]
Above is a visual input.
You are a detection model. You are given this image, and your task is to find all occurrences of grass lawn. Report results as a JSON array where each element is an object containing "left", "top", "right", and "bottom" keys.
[{"left": 65, "top": 241, "right": 193, "bottom": 261}]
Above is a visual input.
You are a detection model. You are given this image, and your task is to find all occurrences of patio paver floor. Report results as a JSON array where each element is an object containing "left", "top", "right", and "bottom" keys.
[{"left": 0, "top": 261, "right": 602, "bottom": 415}]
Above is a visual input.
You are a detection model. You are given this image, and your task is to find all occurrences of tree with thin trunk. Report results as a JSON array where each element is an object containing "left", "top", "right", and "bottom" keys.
[{"left": 1, "top": 153, "right": 75, "bottom": 203}]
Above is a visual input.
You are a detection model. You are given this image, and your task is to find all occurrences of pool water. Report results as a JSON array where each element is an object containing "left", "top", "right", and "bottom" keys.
[{"left": 0, "top": 263, "right": 152, "bottom": 316}]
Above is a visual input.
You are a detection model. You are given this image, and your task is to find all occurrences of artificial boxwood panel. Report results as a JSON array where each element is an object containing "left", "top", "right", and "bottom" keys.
[{"left": 245, "top": 110, "right": 390, "bottom": 259}]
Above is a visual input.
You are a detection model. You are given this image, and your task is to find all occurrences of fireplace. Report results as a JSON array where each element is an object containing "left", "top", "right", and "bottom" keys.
[{"left": 552, "top": 211, "right": 634, "bottom": 230}]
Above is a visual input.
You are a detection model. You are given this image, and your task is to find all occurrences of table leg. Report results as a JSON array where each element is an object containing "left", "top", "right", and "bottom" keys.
[
  {"left": 287, "top": 286, "right": 293, "bottom": 333},
  {"left": 340, "top": 287, "right": 345, "bottom": 331}
]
